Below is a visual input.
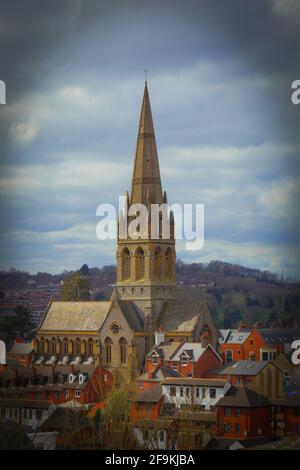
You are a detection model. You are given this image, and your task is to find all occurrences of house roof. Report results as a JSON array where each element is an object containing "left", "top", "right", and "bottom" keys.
[
  {"left": 218, "top": 329, "right": 231, "bottom": 344},
  {"left": 257, "top": 328, "right": 300, "bottom": 345},
  {"left": 9, "top": 342, "right": 34, "bottom": 355},
  {"left": 220, "top": 329, "right": 251, "bottom": 344},
  {"left": 132, "top": 384, "right": 163, "bottom": 403},
  {"left": 136, "top": 365, "right": 180, "bottom": 383},
  {"left": 213, "top": 360, "right": 271, "bottom": 376},
  {"left": 272, "top": 393, "right": 300, "bottom": 407},
  {"left": 205, "top": 437, "right": 270, "bottom": 450},
  {"left": 247, "top": 435, "right": 300, "bottom": 450},
  {"left": 158, "top": 300, "right": 210, "bottom": 332},
  {"left": 171, "top": 343, "right": 221, "bottom": 362},
  {"left": 0, "top": 398, "right": 53, "bottom": 409},
  {"left": 216, "top": 386, "right": 270, "bottom": 408},
  {"left": 161, "top": 377, "right": 228, "bottom": 387},
  {"left": 39, "top": 301, "right": 111, "bottom": 332},
  {"left": 147, "top": 341, "right": 183, "bottom": 360}
]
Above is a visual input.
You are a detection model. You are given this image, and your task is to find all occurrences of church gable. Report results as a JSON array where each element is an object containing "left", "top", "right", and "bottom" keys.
[
  {"left": 158, "top": 300, "right": 217, "bottom": 348},
  {"left": 99, "top": 300, "right": 146, "bottom": 380},
  {"left": 158, "top": 300, "right": 204, "bottom": 333}
]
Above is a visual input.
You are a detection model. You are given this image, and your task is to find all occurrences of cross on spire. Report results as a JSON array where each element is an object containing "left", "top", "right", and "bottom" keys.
[{"left": 144, "top": 68, "right": 148, "bottom": 83}]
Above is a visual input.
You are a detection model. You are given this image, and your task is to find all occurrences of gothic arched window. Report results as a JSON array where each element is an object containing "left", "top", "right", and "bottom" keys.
[
  {"left": 40, "top": 337, "right": 44, "bottom": 355},
  {"left": 69, "top": 339, "right": 74, "bottom": 355},
  {"left": 122, "top": 247, "right": 131, "bottom": 280},
  {"left": 105, "top": 337, "right": 112, "bottom": 364},
  {"left": 111, "top": 322, "right": 120, "bottom": 335},
  {"left": 135, "top": 247, "right": 145, "bottom": 280},
  {"left": 51, "top": 337, "right": 56, "bottom": 354},
  {"left": 82, "top": 340, "right": 87, "bottom": 355},
  {"left": 75, "top": 338, "right": 81, "bottom": 355},
  {"left": 119, "top": 337, "right": 127, "bottom": 364},
  {"left": 63, "top": 338, "right": 68, "bottom": 355},
  {"left": 45, "top": 338, "right": 50, "bottom": 354},
  {"left": 164, "top": 247, "right": 173, "bottom": 279},
  {"left": 154, "top": 247, "right": 162, "bottom": 279},
  {"left": 88, "top": 338, "right": 93, "bottom": 356}
]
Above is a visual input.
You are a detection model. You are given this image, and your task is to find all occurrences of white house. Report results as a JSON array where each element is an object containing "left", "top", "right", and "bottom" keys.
[{"left": 161, "top": 377, "right": 231, "bottom": 411}]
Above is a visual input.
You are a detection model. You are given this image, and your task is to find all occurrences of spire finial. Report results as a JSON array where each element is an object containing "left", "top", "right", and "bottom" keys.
[{"left": 144, "top": 68, "right": 148, "bottom": 83}]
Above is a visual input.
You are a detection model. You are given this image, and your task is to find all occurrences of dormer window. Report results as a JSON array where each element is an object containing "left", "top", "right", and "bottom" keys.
[
  {"left": 78, "top": 373, "right": 85, "bottom": 385},
  {"left": 152, "top": 356, "right": 158, "bottom": 365},
  {"left": 181, "top": 356, "right": 187, "bottom": 366},
  {"left": 68, "top": 373, "right": 76, "bottom": 384}
]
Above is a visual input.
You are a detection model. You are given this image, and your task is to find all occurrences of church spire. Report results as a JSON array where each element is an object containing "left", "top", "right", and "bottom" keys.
[{"left": 131, "top": 82, "right": 163, "bottom": 206}]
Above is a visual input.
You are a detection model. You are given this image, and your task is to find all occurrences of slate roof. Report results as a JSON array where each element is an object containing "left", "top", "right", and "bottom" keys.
[
  {"left": 222, "top": 329, "right": 251, "bottom": 344},
  {"left": 218, "top": 329, "right": 231, "bottom": 344},
  {"left": 162, "top": 377, "right": 228, "bottom": 387},
  {"left": 247, "top": 435, "right": 300, "bottom": 450},
  {"left": 0, "top": 398, "right": 53, "bottom": 409},
  {"left": 257, "top": 328, "right": 300, "bottom": 345},
  {"left": 132, "top": 384, "right": 163, "bottom": 403},
  {"left": 205, "top": 437, "right": 270, "bottom": 450},
  {"left": 272, "top": 393, "right": 300, "bottom": 407},
  {"left": 147, "top": 341, "right": 183, "bottom": 360},
  {"left": 9, "top": 342, "right": 34, "bottom": 355},
  {"left": 158, "top": 300, "right": 210, "bottom": 332},
  {"left": 116, "top": 300, "right": 144, "bottom": 331},
  {"left": 136, "top": 365, "right": 180, "bottom": 383},
  {"left": 171, "top": 343, "right": 221, "bottom": 362},
  {"left": 39, "top": 301, "right": 111, "bottom": 332},
  {"left": 216, "top": 386, "right": 270, "bottom": 408},
  {"left": 213, "top": 360, "right": 271, "bottom": 376}
]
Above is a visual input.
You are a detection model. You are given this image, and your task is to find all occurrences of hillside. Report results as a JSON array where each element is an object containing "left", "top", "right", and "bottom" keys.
[{"left": 1, "top": 260, "right": 299, "bottom": 329}]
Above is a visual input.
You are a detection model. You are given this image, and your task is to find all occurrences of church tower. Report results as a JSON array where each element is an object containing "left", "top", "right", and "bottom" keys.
[{"left": 114, "top": 82, "right": 176, "bottom": 333}]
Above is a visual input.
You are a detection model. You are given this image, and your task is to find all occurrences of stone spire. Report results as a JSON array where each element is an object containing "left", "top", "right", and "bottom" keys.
[{"left": 131, "top": 82, "right": 163, "bottom": 206}]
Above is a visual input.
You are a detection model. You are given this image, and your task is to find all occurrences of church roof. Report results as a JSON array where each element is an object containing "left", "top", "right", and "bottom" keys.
[
  {"left": 38, "top": 301, "right": 111, "bottom": 332},
  {"left": 116, "top": 300, "right": 144, "bottom": 331},
  {"left": 157, "top": 300, "right": 210, "bottom": 333},
  {"left": 130, "top": 81, "right": 163, "bottom": 205}
]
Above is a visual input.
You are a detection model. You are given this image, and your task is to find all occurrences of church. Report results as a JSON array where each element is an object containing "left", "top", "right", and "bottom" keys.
[{"left": 34, "top": 82, "right": 217, "bottom": 382}]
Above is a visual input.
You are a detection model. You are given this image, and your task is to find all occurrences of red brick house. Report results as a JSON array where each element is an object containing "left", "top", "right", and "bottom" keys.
[
  {"left": 0, "top": 365, "right": 113, "bottom": 406},
  {"left": 145, "top": 340, "right": 222, "bottom": 381},
  {"left": 216, "top": 386, "right": 272, "bottom": 439},
  {"left": 272, "top": 394, "right": 300, "bottom": 436},
  {"left": 220, "top": 328, "right": 300, "bottom": 363},
  {"left": 131, "top": 384, "right": 164, "bottom": 422}
]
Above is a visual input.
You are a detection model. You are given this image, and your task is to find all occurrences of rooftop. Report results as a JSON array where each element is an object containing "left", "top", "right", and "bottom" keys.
[
  {"left": 161, "top": 377, "right": 228, "bottom": 387},
  {"left": 217, "top": 386, "right": 270, "bottom": 408},
  {"left": 39, "top": 301, "right": 111, "bottom": 332},
  {"left": 131, "top": 384, "right": 163, "bottom": 403},
  {"left": 213, "top": 360, "right": 271, "bottom": 376}
]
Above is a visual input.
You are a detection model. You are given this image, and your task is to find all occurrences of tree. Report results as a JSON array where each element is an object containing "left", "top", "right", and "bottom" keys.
[
  {"left": 99, "top": 385, "right": 136, "bottom": 449},
  {"left": 0, "top": 305, "right": 35, "bottom": 343},
  {"left": 61, "top": 271, "right": 90, "bottom": 301},
  {"left": 80, "top": 264, "right": 90, "bottom": 276}
]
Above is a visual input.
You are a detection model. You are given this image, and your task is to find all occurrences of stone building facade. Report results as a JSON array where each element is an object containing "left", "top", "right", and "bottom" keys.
[{"left": 35, "top": 82, "right": 217, "bottom": 382}]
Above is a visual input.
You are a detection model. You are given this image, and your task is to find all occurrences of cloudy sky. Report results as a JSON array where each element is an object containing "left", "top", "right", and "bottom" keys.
[{"left": 0, "top": 0, "right": 300, "bottom": 276}]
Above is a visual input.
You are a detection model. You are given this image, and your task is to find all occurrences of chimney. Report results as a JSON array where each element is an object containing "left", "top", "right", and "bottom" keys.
[
  {"left": 154, "top": 330, "right": 165, "bottom": 347},
  {"left": 200, "top": 332, "right": 209, "bottom": 348}
]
